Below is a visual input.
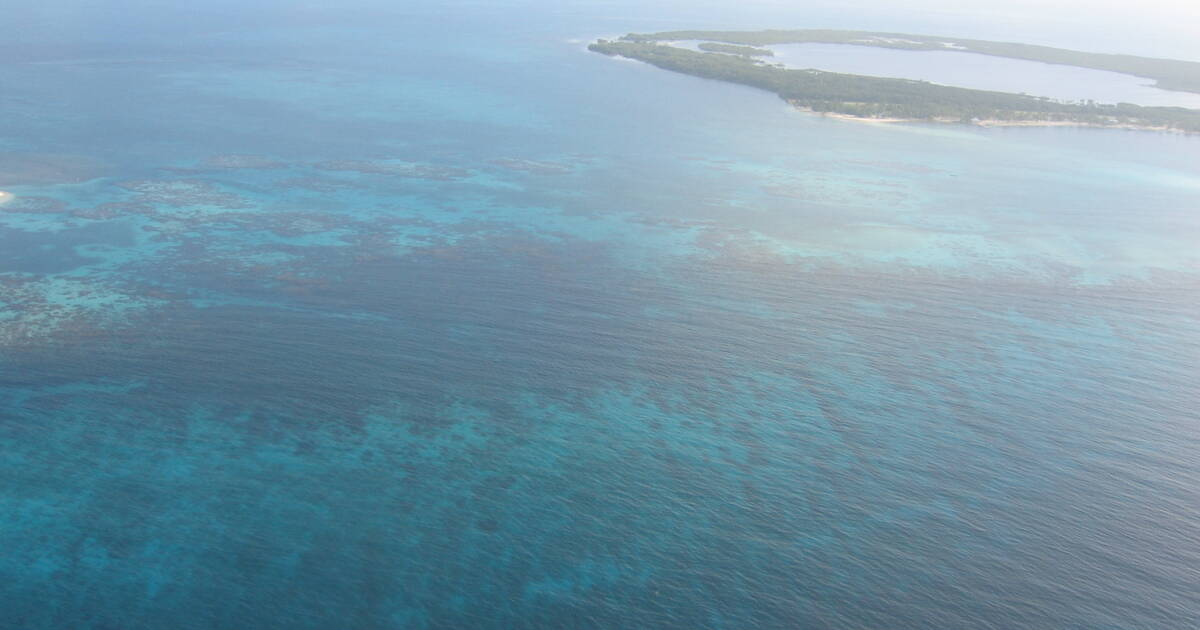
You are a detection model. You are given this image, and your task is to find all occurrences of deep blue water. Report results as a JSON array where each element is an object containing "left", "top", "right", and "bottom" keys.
[{"left": 2, "top": 1, "right": 1199, "bottom": 628}]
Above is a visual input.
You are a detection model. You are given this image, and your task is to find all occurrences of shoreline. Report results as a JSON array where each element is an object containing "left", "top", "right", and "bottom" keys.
[{"left": 791, "top": 103, "right": 1186, "bottom": 134}]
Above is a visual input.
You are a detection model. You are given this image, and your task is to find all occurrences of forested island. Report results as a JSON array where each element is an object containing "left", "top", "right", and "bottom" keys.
[
  {"left": 623, "top": 30, "right": 1200, "bottom": 93},
  {"left": 589, "top": 32, "right": 1200, "bottom": 132}
]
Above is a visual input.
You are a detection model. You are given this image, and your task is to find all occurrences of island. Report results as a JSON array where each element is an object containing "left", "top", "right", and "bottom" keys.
[{"left": 589, "top": 31, "right": 1200, "bottom": 132}]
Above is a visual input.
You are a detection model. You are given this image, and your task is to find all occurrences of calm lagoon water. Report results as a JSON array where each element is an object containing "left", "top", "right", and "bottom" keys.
[{"left": 1, "top": 1, "right": 1199, "bottom": 628}]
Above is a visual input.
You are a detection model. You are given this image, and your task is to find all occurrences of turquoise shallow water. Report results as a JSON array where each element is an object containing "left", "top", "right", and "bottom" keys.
[{"left": 2, "top": 1, "right": 1199, "bottom": 628}]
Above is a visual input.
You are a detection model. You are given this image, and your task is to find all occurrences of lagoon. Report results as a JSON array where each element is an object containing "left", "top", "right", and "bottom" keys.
[{"left": 763, "top": 42, "right": 1200, "bottom": 107}]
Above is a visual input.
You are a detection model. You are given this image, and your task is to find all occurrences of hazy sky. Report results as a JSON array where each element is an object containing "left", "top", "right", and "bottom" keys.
[
  {"left": 736, "top": 0, "right": 1200, "bottom": 58},
  {"left": 4, "top": 0, "right": 1199, "bottom": 60}
]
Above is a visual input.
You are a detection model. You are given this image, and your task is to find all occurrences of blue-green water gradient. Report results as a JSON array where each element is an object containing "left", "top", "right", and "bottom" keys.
[{"left": 1, "top": 1, "right": 1198, "bottom": 628}]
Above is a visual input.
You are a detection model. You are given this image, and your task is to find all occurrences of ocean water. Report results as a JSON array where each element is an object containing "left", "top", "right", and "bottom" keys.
[{"left": 1, "top": 1, "right": 1199, "bottom": 628}]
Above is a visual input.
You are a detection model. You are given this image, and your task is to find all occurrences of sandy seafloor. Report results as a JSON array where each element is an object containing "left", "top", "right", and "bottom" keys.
[{"left": 1, "top": 1, "right": 1198, "bottom": 628}]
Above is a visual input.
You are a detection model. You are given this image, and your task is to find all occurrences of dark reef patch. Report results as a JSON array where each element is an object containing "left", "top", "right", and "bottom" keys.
[
  {"left": 0, "top": 221, "right": 133, "bottom": 273},
  {"left": 116, "top": 180, "right": 251, "bottom": 209},
  {"left": 489, "top": 158, "right": 573, "bottom": 175},
  {"left": 0, "top": 152, "right": 109, "bottom": 185},
  {"left": 202, "top": 155, "right": 288, "bottom": 170},
  {"left": 3, "top": 196, "right": 70, "bottom": 215},
  {"left": 314, "top": 160, "right": 471, "bottom": 181}
]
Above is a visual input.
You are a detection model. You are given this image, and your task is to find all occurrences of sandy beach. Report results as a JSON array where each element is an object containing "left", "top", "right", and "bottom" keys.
[
  {"left": 789, "top": 102, "right": 1185, "bottom": 133},
  {"left": 817, "top": 111, "right": 912, "bottom": 124},
  {"left": 970, "top": 119, "right": 1179, "bottom": 132}
]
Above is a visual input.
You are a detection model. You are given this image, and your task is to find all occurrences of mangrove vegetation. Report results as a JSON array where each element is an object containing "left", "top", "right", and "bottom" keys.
[{"left": 697, "top": 42, "right": 775, "bottom": 57}]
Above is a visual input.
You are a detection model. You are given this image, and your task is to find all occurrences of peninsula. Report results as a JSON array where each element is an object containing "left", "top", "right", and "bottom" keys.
[{"left": 589, "top": 31, "right": 1200, "bottom": 132}]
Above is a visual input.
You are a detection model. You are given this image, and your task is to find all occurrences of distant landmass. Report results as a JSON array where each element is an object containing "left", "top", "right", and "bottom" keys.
[{"left": 590, "top": 30, "right": 1200, "bottom": 132}]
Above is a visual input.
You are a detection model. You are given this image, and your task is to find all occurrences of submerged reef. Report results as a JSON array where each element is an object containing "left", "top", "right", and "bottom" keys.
[
  {"left": 201, "top": 154, "right": 288, "bottom": 170},
  {"left": 489, "top": 158, "right": 573, "bottom": 175},
  {"left": 116, "top": 180, "right": 251, "bottom": 209},
  {"left": 0, "top": 152, "right": 109, "bottom": 186},
  {"left": 0, "top": 274, "right": 166, "bottom": 349},
  {"left": 314, "top": 160, "right": 471, "bottom": 180},
  {"left": 2, "top": 196, "right": 69, "bottom": 215}
]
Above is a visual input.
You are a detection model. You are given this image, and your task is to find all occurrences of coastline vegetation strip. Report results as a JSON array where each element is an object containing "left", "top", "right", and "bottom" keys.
[
  {"left": 697, "top": 42, "right": 774, "bottom": 57},
  {"left": 588, "top": 38, "right": 1200, "bottom": 132},
  {"left": 622, "top": 29, "right": 1200, "bottom": 94}
]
